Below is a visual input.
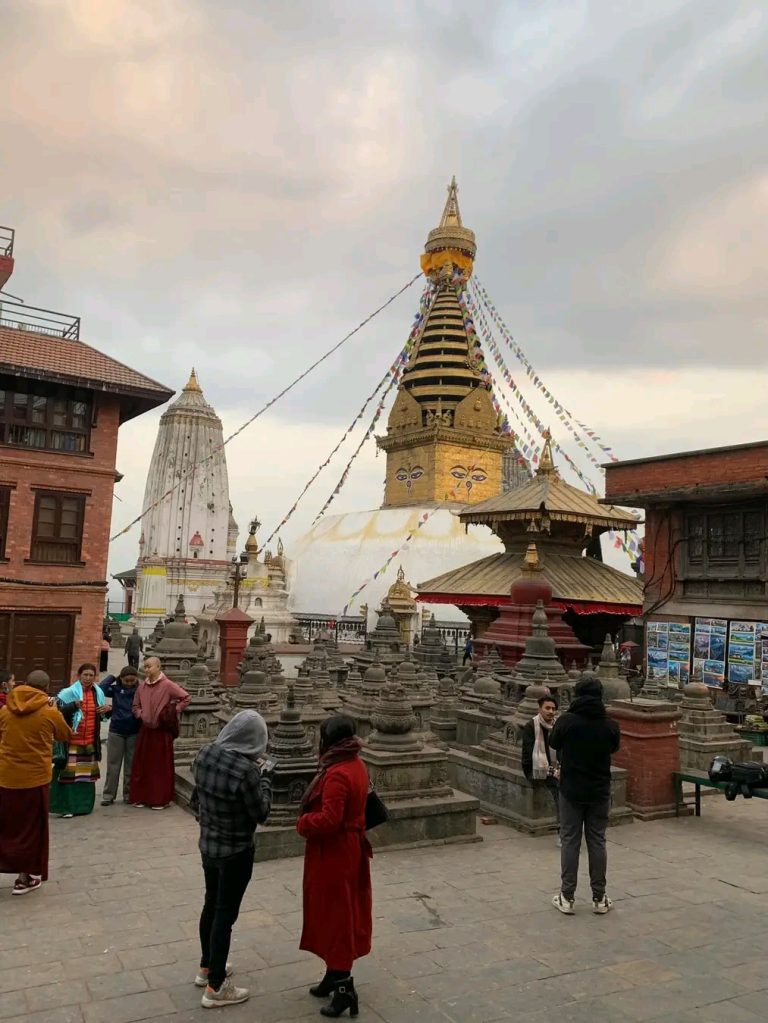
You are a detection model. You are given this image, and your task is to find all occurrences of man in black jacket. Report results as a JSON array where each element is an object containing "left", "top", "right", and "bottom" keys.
[
  {"left": 521, "top": 694, "right": 560, "bottom": 843},
  {"left": 549, "top": 676, "right": 620, "bottom": 916}
]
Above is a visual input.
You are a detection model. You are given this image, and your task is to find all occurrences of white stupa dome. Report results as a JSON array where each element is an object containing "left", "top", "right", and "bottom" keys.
[{"left": 288, "top": 505, "right": 503, "bottom": 622}]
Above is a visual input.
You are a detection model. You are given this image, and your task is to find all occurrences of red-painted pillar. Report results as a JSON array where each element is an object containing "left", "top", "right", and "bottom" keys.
[
  {"left": 216, "top": 608, "right": 253, "bottom": 687},
  {"left": 608, "top": 699, "right": 683, "bottom": 820}
]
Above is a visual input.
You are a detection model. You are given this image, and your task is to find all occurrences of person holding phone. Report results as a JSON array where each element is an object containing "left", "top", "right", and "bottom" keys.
[{"left": 190, "top": 710, "right": 273, "bottom": 1009}]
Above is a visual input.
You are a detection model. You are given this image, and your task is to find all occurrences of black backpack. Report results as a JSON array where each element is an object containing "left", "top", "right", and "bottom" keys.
[{"left": 709, "top": 756, "right": 768, "bottom": 800}]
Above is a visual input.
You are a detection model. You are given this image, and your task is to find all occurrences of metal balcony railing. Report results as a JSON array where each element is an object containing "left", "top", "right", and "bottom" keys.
[
  {"left": 0, "top": 299, "right": 80, "bottom": 340},
  {"left": 0, "top": 226, "right": 14, "bottom": 259}
]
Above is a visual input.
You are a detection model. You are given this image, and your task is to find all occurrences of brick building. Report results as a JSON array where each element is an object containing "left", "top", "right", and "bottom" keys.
[
  {"left": 0, "top": 226, "right": 172, "bottom": 689},
  {"left": 604, "top": 440, "right": 768, "bottom": 688}
]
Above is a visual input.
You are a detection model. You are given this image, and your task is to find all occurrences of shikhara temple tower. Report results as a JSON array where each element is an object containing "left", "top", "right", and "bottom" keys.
[
  {"left": 290, "top": 180, "right": 514, "bottom": 625},
  {"left": 379, "top": 178, "right": 514, "bottom": 508},
  {"left": 134, "top": 369, "right": 237, "bottom": 634}
]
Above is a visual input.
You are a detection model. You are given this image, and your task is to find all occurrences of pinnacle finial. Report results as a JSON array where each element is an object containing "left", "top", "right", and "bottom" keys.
[
  {"left": 439, "top": 176, "right": 462, "bottom": 228},
  {"left": 184, "top": 367, "right": 203, "bottom": 393},
  {"left": 537, "top": 429, "right": 558, "bottom": 476}
]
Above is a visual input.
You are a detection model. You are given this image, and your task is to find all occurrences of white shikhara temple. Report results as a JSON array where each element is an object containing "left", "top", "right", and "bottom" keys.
[
  {"left": 131, "top": 369, "right": 297, "bottom": 643},
  {"left": 134, "top": 370, "right": 237, "bottom": 634}
]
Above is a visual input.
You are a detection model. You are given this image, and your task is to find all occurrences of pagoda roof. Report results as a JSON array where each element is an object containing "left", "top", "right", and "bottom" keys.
[
  {"left": 459, "top": 435, "right": 639, "bottom": 531},
  {"left": 418, "top": 550, "right": 642, "bottom": 615},
  {"left": 0, "top": 324, "right": 173, "bottom": 423}
]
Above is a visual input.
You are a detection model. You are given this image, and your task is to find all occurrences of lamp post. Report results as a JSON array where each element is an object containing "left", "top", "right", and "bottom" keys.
[{"left": 230, "top": 551, "right": 248, "bottom": 609}]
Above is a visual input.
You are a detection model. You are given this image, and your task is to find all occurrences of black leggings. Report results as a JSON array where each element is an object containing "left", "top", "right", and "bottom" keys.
[{"left": 199, "top": 846, "right": 254, "bottom": 989}]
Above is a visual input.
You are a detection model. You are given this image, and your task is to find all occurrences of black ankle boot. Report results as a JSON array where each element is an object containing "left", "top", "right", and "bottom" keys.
[
  {"left": 310, "top": 971, "right": 338, "bottom": 998},
  {"left": 320, "top": 977, "right": 358, "bottom": 1018}
]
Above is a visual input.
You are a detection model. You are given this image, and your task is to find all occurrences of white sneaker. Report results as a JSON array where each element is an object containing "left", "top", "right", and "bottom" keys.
[
  {"left": 195, "top": 962, "right": 234, "bottom": 987},
  {"left": 555, "top": 834, "right": 562, "bottom": 847},
  {"left": 552, "top": 892, "right": 575, "bottom": 915},
  {"left": 201, "top": 977, "right": 249, "bottom": 1008},
  {"left": 593, "top": 895, "right": 613, "bottom": 915}
]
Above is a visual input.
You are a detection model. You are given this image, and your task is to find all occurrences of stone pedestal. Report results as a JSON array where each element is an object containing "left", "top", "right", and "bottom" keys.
[
  {"left": 216, "top": 607, "right": 253, "bottom": 686},
  {"left": 609, "top": 698, "right": 684, "bottom": 820},
  {"left": 362, "top": 683, "right": 480, "bottom": 850},
  {"left": 678, "top": 682, "right": 754, "bottom": 771}
]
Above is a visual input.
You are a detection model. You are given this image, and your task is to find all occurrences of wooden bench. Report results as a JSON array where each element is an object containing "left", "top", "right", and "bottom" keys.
[{"left": 674, "top": 769, "right": 768, "bottom": 817}]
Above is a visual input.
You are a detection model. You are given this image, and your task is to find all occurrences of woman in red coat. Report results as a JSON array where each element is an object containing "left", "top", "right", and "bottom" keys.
[{"left": 297, "top": 715, "right": 372, "bottom": 1019}]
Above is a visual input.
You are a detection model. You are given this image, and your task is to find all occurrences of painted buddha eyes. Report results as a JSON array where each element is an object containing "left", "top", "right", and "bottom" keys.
[
  {"left": 450, "top": 465, "right": 487, "bottom": 491},
  {"left": 396, "top": 466, "right": 424, "bottom": 489}
]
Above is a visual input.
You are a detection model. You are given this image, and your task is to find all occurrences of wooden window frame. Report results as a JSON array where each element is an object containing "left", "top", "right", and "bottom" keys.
[
  {"left": 0, "top": 378, "right": 92, "bottom": 455},
  {"left": 0, "top": 486, "right": 9, "bottom": 560},
  {"left": 28, "top": 490, "right": 86, "bottom": 565}
]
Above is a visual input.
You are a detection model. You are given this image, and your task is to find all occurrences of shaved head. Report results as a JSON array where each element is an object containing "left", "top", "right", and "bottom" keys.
[{"left": 26, "top": 670, "right": 51, "bottom": 693}]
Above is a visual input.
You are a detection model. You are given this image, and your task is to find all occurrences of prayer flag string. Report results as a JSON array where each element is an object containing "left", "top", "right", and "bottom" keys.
[
  {"left": 109, "top": 272, "right": 424, "bottom": 543},
  {"left": 263, "top": 281, "right": 437, "bottom": 544}
]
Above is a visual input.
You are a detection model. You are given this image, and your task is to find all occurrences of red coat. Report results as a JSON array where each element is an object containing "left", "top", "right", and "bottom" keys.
[{"left": 296, "top": 755, "right": 373, "bottom": 970}]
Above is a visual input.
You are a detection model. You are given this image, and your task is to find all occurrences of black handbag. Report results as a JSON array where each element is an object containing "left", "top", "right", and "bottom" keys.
[{"left": 365, "top": 789, "right": 389, "bottom": 831}]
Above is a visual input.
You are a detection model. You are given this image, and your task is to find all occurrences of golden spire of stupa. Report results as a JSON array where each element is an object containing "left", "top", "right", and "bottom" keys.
[
  {"left": 420, "top": 177, "right": 477, "bottom": 280},
  {"left": 184, "top": 367, "right": 203, "bottom": 393}
]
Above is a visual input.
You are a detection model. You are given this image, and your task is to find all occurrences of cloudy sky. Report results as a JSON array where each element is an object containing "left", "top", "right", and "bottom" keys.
[{"left": 2, "top": 0, "right": 767, "bottom": 589}]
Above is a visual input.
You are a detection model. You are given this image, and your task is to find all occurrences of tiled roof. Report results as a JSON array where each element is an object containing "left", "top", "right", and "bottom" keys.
[
  {"left": 418, "top": 550, "right": 643, "bottom": 607},
  {"left": 0, "top": 326, "right": 173, "bottom": 401},
  {"left": 460, "top": 472, "right": 639, "bottom": 529}
]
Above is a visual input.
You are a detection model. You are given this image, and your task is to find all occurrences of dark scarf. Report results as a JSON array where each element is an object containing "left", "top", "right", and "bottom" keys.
[{"left": 300, "top": 736, "right": 363, "bottom": 811}]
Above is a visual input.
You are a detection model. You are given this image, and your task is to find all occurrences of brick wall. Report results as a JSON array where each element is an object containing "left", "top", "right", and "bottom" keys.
[
  {"left": 609, "top": 701, "right": 682, "bottom": 819},
  {"left": 605, "top": 443, "right": 768, "bottom": 503},
  {"left": 0, "top": 393, "right": 121, "bottom": 682}
]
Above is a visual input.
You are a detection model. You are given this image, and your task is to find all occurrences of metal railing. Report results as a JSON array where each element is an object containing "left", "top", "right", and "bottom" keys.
[
  {"left": 0, "top": 298, "right": 80, "bottom": 340},
  {"left": 0, "top": 226, "right": 14, "bottom": 259}
]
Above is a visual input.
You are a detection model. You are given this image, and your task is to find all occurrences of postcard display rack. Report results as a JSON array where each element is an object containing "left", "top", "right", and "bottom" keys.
[{"left": 647, "top": 617, "right": 768, "bottom": 693}]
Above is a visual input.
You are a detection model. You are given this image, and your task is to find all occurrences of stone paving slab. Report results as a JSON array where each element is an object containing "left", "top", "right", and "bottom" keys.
[{"left": 3, "top": 790, "right": 768, "bottom": 1023}]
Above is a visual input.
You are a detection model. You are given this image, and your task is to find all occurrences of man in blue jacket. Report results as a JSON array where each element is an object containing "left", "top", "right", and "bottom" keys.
[{"left": 99, "top": 666, "right": 141, "bottom": 805}]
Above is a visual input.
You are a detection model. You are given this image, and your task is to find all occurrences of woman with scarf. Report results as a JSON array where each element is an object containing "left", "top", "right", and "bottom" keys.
[
  {"left": 191, "top": 710, "right": 273, "bottom": 1009},
  {"left": 50, "top": 663, "right": 109, "bottom": 818},
  {"left": 521, "top": 693, "right": 560, "bottom": 843},
  {"left": 297, "top": 714, "right": 372, "bottom": 1019}
]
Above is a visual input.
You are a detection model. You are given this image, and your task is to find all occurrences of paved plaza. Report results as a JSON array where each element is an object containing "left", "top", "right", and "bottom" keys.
[{"left": 2, "top": 792, "right": 768, "bottom": 1023}]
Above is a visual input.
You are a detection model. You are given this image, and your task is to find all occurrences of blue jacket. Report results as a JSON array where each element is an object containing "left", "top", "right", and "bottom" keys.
[{"left": 99, "top": 676, "right": 141, "bottom": 737}]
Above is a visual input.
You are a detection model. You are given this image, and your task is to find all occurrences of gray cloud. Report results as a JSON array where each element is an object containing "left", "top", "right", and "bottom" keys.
[{"left": 2, "top": 0, "right": 767, "bottom": 431}]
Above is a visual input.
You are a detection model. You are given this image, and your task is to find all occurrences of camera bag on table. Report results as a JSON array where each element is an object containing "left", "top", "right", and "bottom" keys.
[{"left": 708, "top": 755, "right": 768, "bottom": 800}]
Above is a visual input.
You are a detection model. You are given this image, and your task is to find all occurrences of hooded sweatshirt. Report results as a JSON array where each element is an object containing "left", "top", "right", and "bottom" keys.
[
  {"left": 0, "top": 685, "right": 73, "bottom": 789},
  {"left": 549, "top": 680, "right": 620, "bottom": 803}
]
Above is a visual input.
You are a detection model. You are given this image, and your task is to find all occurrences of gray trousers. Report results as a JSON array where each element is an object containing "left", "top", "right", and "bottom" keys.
[
  {"left": 559, "top": 794, "right": 609, "bottom": 901},
  {"left": 103, "top": 732, "right": 137, "bottom": 802}
]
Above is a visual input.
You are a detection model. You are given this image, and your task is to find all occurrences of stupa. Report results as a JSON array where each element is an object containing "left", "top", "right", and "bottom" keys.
[
  {"left": 254, "top": 687, "right": 319, "bottom": 861},
  {"left": 151, "top": 596, "right": 199, "bottom": 683},
  {"left": 419, "top": 436, "right": 643, "bottom": 655},
  {"left": 290, "top": 180, "right": 517, "bottom": 627},
  {"left": 132, "top": 370, "right": 237, "bottom": 634},
  {"left": 199, "top": 521, "right": 298, "bottom": 646},
  {"left": 361, "top": 681, "right": 481, "bottom": 849},
  {"left": 175, "top": 653, "right": 225, "bottom": 766}
]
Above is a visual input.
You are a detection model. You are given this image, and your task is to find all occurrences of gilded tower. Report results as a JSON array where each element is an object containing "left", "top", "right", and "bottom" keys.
[{"left": 377, "top": 179, "right": 514, "bottom": 508}]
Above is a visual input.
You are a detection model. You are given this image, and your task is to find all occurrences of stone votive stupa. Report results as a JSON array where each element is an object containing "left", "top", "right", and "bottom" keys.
[
  {"left": 343, "top": 661, "right": 388, "bottom": 739},
  {"left": 595, "top": 634, "right": 631, "bottom": 702},
  {"left": 175, "top": 652, "right": 225, "bottom": 766},
  {"left": 429, "top": 676, "right": 460, "bottom": 748},
  {"left": 152, "top": 595, "right": 199, "bottom": 684},
  {"left": 361, "top": 682, "right": 480, "bottom": 850},
  {"left": 256, "top": 686, "right": 319, "bottom": 861},
  {"left": 678, "top": 682, "right": 755, "bottom": 771}
]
